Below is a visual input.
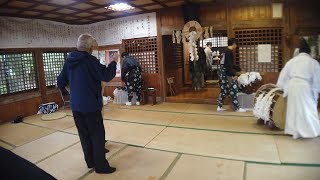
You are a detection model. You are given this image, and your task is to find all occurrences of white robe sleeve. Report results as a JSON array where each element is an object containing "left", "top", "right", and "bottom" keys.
[
  {"left": 277, "top": 60, "right": 292, "bottom": 97},
  {"left": 311, "top": 62, "right": 320, "bottom": 101}
]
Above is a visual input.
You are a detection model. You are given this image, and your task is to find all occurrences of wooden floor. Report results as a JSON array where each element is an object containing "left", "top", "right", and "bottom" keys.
[{"left": 165, "top": 86, "right": 229, "bottom": 104}]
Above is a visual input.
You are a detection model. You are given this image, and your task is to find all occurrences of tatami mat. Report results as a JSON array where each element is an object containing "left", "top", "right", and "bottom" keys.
[
  {"left": 275, "top": 136, "right": 320, "bottom": 165},
  {"left": 246, "top": 163, "right": 320, "bottom": 180},
  {"left": 63, "top": 126, "right": 78, "bottom": 134},
  {"left": 12, "top": 132, "right": 79, "bottom": 163},
  {"left": 0, "top": 122, "right": 54, "bottom": 146},
  {"left": 103, "top": 109, "right": 178, "bottom": 125},
  {"left": 63, "top": 120, "right": 166, "bottom": 147},
  {"left": 186, "top": 104, "right": 253, "bottom": 117},
  {"left": 58, "top": 109, "right": 73, "bottom": 116},
  {"left": 104, "top": 103, "right": 122, "bottom": 109},
  {"left": 25, "top": 116, "right": 75, "bottom": 131},
  {"left": 83, "top": 146, "right": 177, "bottom": 180},
  {"left": 120, "top": 103, "right": 192, "bottom": 113},
  {"left": 166, "top": 154, "right": 244, "bottom": 180},
  {"left": 0, "top": 141, "right": 14, "bottom": 150},
  {"left": 23, "top": 114, "right": 43, "bottom": 121},
  {"left": 104, "top": 120, "right": 165, "bottom": 147},
  {"left": 119, "top": 103, "right": 255, "bottom": 117},
  {"left": 146, "top": 127, "right": 280, "bottom": 163},
  {"left": 170, "top": 114, "right": 283, "bottom": 134},
  {"left": 37, "top": 142, "right": 126, "bottom": 180}
]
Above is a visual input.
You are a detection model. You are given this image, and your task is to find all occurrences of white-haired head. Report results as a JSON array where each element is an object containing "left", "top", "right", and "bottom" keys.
[{"left": 76, "top": 33, "right": 97, "bottom": 52}]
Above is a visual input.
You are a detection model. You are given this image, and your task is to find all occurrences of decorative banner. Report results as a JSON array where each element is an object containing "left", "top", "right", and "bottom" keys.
[
  {"left": 258, "top": 44, "right": 272, "bottom": 63},
  {"left": 272, "top": 3, "right": 283, "bottom": 18},
  {"left": 105, "top": 49, "right": 121, "bottom": 77},
  {"left": 0, "top": 13, "right": 156, "bottom": 48}
]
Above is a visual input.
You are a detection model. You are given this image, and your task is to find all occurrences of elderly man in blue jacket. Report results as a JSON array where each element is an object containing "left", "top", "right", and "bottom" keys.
[{"left": 57, "top": 33, "right": 117, "bottom": 174}]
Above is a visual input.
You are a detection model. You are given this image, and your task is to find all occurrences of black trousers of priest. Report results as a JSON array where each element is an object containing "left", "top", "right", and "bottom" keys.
[
  {"left": 0, "top": 147, "right": 56, "bottom": 180},
  {"left": 217, "top": 66, "right": 241, "bottom": 110},
  {"left": 72, "top": 110, "right": 111, "bottom": 171}
]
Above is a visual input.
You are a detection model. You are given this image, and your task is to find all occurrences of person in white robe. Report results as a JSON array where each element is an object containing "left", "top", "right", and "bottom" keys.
[
  {"left": 277, "top": 38, "right": 320, "bottom": 139},
  {"left": 204, "top": 42, "right": 213, "bottom": 69}
]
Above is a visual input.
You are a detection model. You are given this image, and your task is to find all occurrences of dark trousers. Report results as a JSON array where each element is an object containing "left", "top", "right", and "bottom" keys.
[
  {"left": 0, "top": 147, "right": 56, "bottom": 180},
  {"left": 128, "top": 89, "right": 142, "bottom": 102},
  {"left": 72, "top": 110, "right": 110, "bottom": 171},
  {"left": 217, "top": 67, "right": 240, "bottom": 110}
]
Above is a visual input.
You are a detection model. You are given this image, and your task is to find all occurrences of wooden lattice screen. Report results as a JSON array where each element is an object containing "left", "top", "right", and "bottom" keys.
[
  {"left": 201, "top": 36, "right": 228, "bottom": 48},
  {"left": 0, "top": 52, "right": 37, "bottom": 95},
  {"left": 235, "top": 28, "right": 283, "bottom": 72},
  {"left": 43, "top": 52, "right": 69, "bottom": 87},
  {"left": 123, "top": 37, "right": 158, "bottom": 74},
  {"left": 163, "top": 36, "right": 183, "bottom": 70}
]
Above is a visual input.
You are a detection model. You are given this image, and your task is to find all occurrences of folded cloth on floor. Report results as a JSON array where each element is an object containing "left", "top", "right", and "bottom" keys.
[{"left": 37, "top": 102, "right": 59, "bottom": 114}]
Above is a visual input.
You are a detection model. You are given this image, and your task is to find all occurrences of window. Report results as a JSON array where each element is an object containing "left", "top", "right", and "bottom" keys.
[
  {"left": 43, "top": 52, "right": 69, "bottom": 86},
  {"left": 123, "top": 37, "right": 159, "bottom": 74},
  {"left": 200, "top": 35, "right": 228, "bottom": 48},
  {"left": 235, "top": 28, "right": 283, "bottom": 72},
  {"left": 0, "top": 52, "right": 37, "bottom": 95}
]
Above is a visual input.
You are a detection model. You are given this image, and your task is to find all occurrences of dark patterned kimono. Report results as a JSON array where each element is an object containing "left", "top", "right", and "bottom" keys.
[
  {"left": 217, "top": 48, "right": 241, "bottom": 110},
  {"left": 121, "top": 56, "right": 143, "bottom": 102}
]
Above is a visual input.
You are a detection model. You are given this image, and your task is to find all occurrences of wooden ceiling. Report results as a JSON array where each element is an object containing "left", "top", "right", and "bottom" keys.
[{"left": 0, "top": 0, "right": 214, "bottom": 24}]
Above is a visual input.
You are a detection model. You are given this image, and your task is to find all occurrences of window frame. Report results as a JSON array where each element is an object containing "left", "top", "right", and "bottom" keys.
[
  {"left": 42, "top": 51, "right": 70, "bottom": 88},
  {"left": 0, "top": 51, "right": 38, "bottom": 97},
  {"left": 0, "top": 48, "right": 75, "bottom": 100}
]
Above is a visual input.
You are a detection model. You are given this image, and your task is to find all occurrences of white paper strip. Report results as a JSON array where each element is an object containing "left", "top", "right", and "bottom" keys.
[
  {"left": 272, "top": 3, "right": 283, "bottom": 18},
  {"left": 258, "top": 44, "right": 271, "bottom": 63}
]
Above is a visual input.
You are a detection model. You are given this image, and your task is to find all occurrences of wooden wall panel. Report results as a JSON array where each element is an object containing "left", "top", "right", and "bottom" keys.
[
  {"left": 230, "top": 0, "right": 272, "bottom": 21},
  {"left": 103, "top": 77, "right": 123, "bottom": 98},
  {"left": 103, "top": 74, "right": 161, "bottom": 97},
  {"left": 0, "top": 90, "right": 65, "bottom": 123},
  {"left": 291, "top": 0, "right": 320, "bottom": 28},
  {"left": 261, "top": 72, "right": 279, "bottom": 85},
  {"left": 47, "top": 91, "right": 63, "bottom": 107},
  {"left": 163, "top": 35, "right": 184, "bottom": 95},
  {"left": 199, "top": 2, "right": 227, "bottom": 28},
  {"left": 166, "top": 68, "right": 183, "bottom": 94},
  {"left": 143, "top": 74, "right": 161, "bottom": 96},
  {"left": 0, "top": 96, "right": 42, "bottom": 123},
  {"left": 160, "top": 7, "right": 184, "bottom": 35},
  {"left": 183, "top": 42, "right": 192, "bottom": 85}
]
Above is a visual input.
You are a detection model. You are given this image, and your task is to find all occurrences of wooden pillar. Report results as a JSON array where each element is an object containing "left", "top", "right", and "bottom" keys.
[
  {"left": 157, "top": 11, "right": 165, "bottom": 101},
  {"left": 226, "top": 0, "right": 233, "bottom": 38},
  {"left": 34, "top": 49, "right": 47, "bottom": 103},
  {"left": 282, "top": 0, "right": 291, "bottom": 64}
]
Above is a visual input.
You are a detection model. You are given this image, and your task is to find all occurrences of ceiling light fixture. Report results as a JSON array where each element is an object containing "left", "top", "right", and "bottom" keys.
[{"left": 106, "top": 3, "right": 134, "bottom": 11}]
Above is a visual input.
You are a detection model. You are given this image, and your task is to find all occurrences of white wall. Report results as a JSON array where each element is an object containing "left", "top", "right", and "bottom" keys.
[{"left": 0, "top": 12, "right": 157, "bottom": 49}]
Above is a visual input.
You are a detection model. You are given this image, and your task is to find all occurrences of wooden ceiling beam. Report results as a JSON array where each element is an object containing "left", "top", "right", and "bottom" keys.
[
  {"left": 152, "top": 0, "right": 169, "bottom": 8},
  {"left": 63, "top": 4, "right": 113, "bottom": 18},
  {"left": 3, "top": 5, "right": 77, "bottom": 17},
  {"left": 0, "top": 0, "right": 10, "bottom": 8},
  {"left": 0, "top": 12, "right": 77, "bottom": 24},
  {"left": 63, "top": 0, "right": 176, "bottom": 23},
  {"left": 34, "top": 0, "right": 88, "bottom": 17},
  {"left": 15, "top": 2, "right": 43, "bottom": 15},
  {"left": 0, "top": 0, "right": 190, "bottom": 24}
]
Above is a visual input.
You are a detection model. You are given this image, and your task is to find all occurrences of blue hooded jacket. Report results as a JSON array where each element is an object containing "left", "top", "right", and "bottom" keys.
[{"left": 57, "top": 51, "right": 116, "bottom": 112}]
